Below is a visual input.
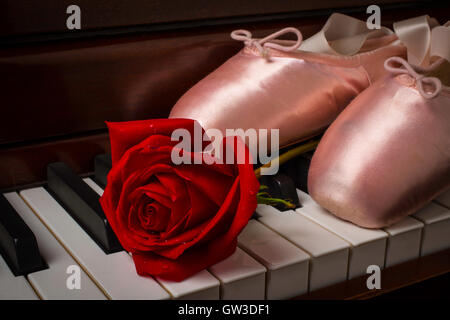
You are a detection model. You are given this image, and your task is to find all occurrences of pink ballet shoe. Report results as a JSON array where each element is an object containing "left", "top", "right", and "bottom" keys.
[
  {"left": 169, "top": 14, "right": 406, "bottom": 149},
  {"left": 308, "top": 24, "right": 450, "bottom": 228}
]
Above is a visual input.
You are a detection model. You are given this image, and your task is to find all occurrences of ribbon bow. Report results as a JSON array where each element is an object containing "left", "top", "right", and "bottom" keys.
[
  {"left": 384, "top": 56, "right": 442, "bottom": 99},
  {"left": 231, "top": 27, "right": 303, "bottom": 60}
]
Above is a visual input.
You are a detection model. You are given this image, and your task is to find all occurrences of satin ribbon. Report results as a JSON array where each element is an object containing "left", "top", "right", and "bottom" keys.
[
  {"left": 430, "top": 24, "right": 450, "bottom": 64},
  {"left": 231, "top": 27, "right": 303, "bottom": 60},
  {"left": 393, "top": 15, "right": 439, "bottom": 66},
  {"left": 299, "top": 13, "right": 393, "bottom": 55},
  {"left": 299, "top": 13, "right": 447, "bottom": 68},
  {"left": 384, "top": 22, "right": 449, "bottom": 99},
  {"left": 231, "top": 14, "right": 449, "bottom": 66},
  {"left": 384, "top": 56, "right": 442, "bottom": 99},
  {"left": 231, "top": 15, "right": 449, "bottom": 99}
]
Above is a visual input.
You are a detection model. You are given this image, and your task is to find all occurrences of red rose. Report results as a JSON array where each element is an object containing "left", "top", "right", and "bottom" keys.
[{"left": 100, "top": 119, "right": 259, "bottom": 281}]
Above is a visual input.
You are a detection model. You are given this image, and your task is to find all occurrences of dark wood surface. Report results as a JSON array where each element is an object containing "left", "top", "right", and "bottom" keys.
[
  {"left": 0, "top": 133, "right": 109, "bottom": 191},
  {"left": 0, "top": 3, "right": 448, "bottom": 298},
  {"left": 373, "top": 271, "right": 450, "bottom": 299},
  {"left": 295, "top": 248, "right": 450, "bottom": 300},
  {"left": 0, "top": 2, "right": 448, "bottom": 189},
  {"left": 0, "top": 0, "right": 428, "bottom": 39},
  {"left": 0, "top": 31, "right": 241, "bottom": 145}
]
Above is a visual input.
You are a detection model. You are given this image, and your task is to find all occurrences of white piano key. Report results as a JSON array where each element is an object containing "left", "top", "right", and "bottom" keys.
[
  {"left": 238, "top": 220, "right": 310, "bottom": 299},
  {"left": 383, "top": 216, "right": 424, "bottom": 268},
  {"left": 256, "top": 204, "right": 349, "bottom": 292},
  {"left": 412, "top": 202, "right": 450, "bottom": 256},
  {"left": 4, "top": 192, "right": 106, "bottom": 300},
  {"left": 83, "top": 178, "right": 104, "bottom": 196},
  {"left": 157, "top": 270, "right": 220, "bottom": 300},
  {"left": 435, "top": 189, "right": 450, "bottom": 209},
  {"left": 0, "top": 254, "right": 38, "bottom": 300},
  {"left": 208, "top": 247, "right": 266, "bottom": 300},
  {"left": 20, "top": 187, "right": 170, "bottom": 300},
  {"left": 296, "top": 189, "right": 388, "bottom": 279}
]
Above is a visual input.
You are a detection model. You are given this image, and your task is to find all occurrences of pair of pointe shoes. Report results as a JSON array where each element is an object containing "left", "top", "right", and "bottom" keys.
[{"left": 169, "top": 14, "right": 450, "bottom": 228}]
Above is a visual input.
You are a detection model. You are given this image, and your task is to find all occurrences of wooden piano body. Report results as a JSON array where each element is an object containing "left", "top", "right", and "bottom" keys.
[{"left": 0, "top": 0, "right": 449, "bottom": 299}]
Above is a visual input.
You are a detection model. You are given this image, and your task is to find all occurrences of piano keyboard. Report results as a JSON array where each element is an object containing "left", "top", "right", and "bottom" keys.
[{"left": 1, "top": 156, "right": 450, "bottom": 300}]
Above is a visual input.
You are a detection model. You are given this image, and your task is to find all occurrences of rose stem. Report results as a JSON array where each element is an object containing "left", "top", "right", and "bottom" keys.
[{"left": 254, "top": 139, "right": 319, "bottom": 178}]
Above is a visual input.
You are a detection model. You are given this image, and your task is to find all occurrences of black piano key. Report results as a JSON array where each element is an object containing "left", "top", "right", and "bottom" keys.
[
  {"left": 259, "top": 176, "right": 277, "bottom": 194},
  {"left": 301, "top": 150, "right": 315, "bottom": 160},
  {"left": 0, "top": 194, "right": 47, "bottom": 276},
  {"left": 47, "top": 162, "right": 122, "bottom": 254},
  {"left": 259, "top": 173, "right": 300, "bottom": 211},
  {"left": 272, "top": 174, "right": 301, "bottom": 209},
  {"left": 281, "top": 150, "right": 315, "bottom": 194},
  {"left": 94, "top": 154, "right": 112, "bottom": 188}
]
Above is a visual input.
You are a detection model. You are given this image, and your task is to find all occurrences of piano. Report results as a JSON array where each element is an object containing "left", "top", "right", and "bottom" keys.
[{"left": 1, "top": 0, "right": 449, "bottom": 300}]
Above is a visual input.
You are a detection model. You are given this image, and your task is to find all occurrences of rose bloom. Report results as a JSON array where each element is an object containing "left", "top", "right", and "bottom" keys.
[{"left": 100, "top": 119, "right": 259, "bottom": 281}]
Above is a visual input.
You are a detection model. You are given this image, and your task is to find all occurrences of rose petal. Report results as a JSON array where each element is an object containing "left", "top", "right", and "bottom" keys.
[
  {"left": 140, "top": 202, "right": 171, "bottom": 232},
  {"left": 173, "top": 164, "right": 235, "bottom": 206},
  {"left": 183, "top": 182, "right": 220, "bottom": 230},
  {"left": 106, "top": 118, "right": 200, "bottom": 165},
  {"left": 100, "top": 131, "right": 260, "bottom": 282},
  {"left": 132, "top": 238, "right": 237, "bottom": 282}
]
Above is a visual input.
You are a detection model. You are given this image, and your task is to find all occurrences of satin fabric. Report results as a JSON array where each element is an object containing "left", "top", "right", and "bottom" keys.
[
  {"left": 169, "top": 44, "right": 405, "bottom": 149},
  {"left": 308, "top": 75, "right": 450, "bottom": 228},
  {"left": 300, "top": 12, "right": 393, "bottom": 55},
  {"left": 393, "top": 15, "right": 439, "bottom": 66}
]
